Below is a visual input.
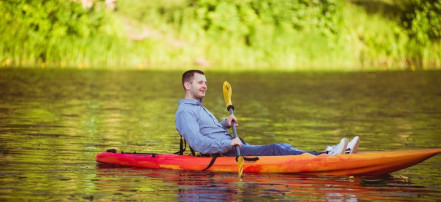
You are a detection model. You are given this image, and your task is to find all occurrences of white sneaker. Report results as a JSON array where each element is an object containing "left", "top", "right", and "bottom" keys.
[
  {"left": 326, "top": 138, "right": 348, "bottom": 156},
  {"left": 345, "top": 136, "right": 360, "bottom": 154}
]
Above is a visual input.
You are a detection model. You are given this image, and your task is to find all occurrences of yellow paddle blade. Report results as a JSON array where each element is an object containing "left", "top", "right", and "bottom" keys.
[
  {"left": 237, "top": 156, "right": 244, "bottom": 178},
  {"left": 223, "top": 81, "right": 233, "bottom": 107}
]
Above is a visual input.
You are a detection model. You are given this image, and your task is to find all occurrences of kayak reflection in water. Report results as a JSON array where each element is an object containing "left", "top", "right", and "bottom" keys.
[{"left": 175, "top": 70, "right": 360, "bottom": 157}]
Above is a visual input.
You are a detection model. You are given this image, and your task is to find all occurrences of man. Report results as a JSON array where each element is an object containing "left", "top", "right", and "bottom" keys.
[{"left": 175, "top": 70, "right": 359, "bottom": 156}]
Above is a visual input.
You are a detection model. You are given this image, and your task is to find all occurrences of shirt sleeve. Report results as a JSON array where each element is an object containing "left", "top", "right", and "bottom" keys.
[
  {"left": 220, "top": 119, "right": 229, "bottom": 128},
  {"left": 176, "top": 111, "right": 232, "bottom": 154}
]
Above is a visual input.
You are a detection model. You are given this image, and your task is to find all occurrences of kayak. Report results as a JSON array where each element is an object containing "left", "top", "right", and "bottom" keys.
[{"left": 96, "top": 148, "right": 441, "bottom": 175}]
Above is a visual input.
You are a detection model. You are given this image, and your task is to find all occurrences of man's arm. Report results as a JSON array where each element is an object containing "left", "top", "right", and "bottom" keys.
[
  {"left": 176, "top": 111, "right": 233, "bottom": 154},
  {"left": 220, "top": 114, "right": 238, "bottom": 128}
]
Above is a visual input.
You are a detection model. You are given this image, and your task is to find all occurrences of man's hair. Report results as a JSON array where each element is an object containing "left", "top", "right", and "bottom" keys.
[{"left": 182, "top": 70, "right": 205, "bottom": 89}]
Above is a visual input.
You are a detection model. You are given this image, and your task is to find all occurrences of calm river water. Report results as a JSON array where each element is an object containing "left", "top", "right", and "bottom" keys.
[{"left": 1, "top": 68, "right": 440, "bottom": 201}]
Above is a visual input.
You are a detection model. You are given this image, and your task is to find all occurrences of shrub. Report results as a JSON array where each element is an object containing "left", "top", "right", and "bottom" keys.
[{"left": 0, "top": 0, "right": 113, "bottom": 63}]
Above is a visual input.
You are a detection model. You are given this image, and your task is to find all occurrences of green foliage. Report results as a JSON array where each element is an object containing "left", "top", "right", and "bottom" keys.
[
  {"left": 186, "top": 0, "right": 343, "bottom": 45},
  {"left": 0, "top": 0, "right": 115, "bottom": 64},
  {"left": 392, "top": 0, "right": 441, "bottom": 67},
  {"left": 395, "top": 0, "right": 441, "bottom": 45},
  {"left": 0, "top": 0, "right": 440, "bottom": 70},
  {"left": 2, "top": 0, "right": 110, "bottom": 38},
  {"left": 347, "top": 0, "right": 441, "bottom": 68}
]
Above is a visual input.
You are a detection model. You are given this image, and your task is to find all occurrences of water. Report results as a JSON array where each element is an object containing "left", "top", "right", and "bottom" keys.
[{"left": 1, "top": 68, "right": 441, "bottom": 200}]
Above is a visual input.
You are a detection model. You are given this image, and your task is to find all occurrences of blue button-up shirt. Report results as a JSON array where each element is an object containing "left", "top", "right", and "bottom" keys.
[{"left": 175, "top": 99, "right": 233, "bottom": 154}]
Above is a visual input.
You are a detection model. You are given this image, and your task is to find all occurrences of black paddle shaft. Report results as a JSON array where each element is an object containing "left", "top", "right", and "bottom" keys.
[{"left": 229, "top": 107, "right": 241, "bottom": 156}]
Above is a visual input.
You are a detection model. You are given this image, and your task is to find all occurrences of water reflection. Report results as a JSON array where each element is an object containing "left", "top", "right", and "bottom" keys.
[{"left": 95, "top": 165, "right": 440, "bottom": 201}]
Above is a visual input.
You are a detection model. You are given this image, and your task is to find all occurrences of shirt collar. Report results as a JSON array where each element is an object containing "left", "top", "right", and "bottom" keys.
[{"left": 178, "top": 99, "right": 203, "bottom": 106}]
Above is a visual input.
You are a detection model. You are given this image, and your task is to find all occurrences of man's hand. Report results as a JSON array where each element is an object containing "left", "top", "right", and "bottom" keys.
[
  {"left": 225, "top": 114, "right": 238, "bottom": 128},
  {"left": 230, "top": 137, "right": 242, "bottom": 148}
]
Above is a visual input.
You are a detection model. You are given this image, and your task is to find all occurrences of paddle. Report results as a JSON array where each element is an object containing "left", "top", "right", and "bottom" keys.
[{"left": 223, "top": 81, "right": 244, "bottom": 178}]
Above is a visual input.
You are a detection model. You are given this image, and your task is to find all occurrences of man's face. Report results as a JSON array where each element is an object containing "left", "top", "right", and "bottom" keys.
[{"left": 187, "top": 73, "right": 207, "bottom": 100}]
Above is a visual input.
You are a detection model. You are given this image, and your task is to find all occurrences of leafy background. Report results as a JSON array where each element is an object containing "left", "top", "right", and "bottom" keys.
[{"left": 1, "top": 0, "right": 440, "bottom": 70}]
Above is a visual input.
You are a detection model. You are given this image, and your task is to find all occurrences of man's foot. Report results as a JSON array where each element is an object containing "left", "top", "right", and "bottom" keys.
[
  {"left": 326, "top": 138, "right": 348, "bottom": 156},
  {"left": 345, "top": 136, "right": 360, "bottom": 154}
]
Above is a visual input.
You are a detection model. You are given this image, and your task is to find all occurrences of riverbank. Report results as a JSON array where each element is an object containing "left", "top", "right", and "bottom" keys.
[{"left": 1, "top": 0, "right": 440, "bottom": 71}]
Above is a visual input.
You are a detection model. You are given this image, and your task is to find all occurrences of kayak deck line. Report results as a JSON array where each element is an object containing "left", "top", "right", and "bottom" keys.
[{"left": 96, "top": 148, "right": 441, "bottom": 176}]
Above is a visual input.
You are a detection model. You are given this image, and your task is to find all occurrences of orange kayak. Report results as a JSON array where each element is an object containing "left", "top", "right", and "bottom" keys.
[{"left": 96, "top": 148, "right": 441, "bottom": 175}]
